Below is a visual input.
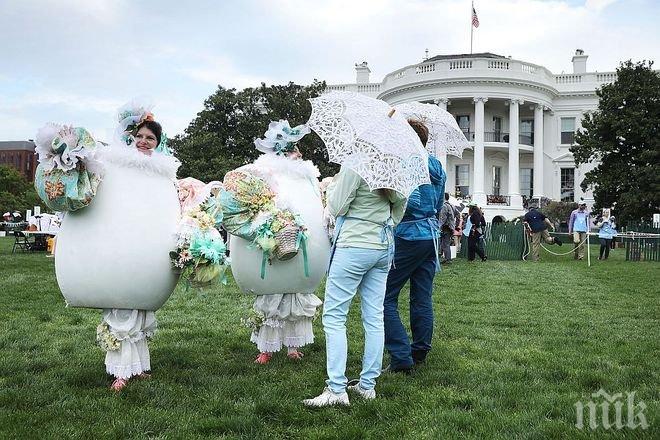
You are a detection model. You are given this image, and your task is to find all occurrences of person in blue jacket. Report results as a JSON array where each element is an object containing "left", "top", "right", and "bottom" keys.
[
  {"left": 382, "top": 120, "right": 446, "bottom": 373},
  {"left": 596, "top": 208, "right": 617, "bottom": 260}
]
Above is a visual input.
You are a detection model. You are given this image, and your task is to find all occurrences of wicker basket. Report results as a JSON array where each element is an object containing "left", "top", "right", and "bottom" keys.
[{"left": 274, "top": 225, "right": 300, "bottom": 261}]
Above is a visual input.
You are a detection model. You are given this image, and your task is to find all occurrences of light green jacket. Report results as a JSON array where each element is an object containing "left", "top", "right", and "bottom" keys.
[{"left": 327, "top": 167, "right": 407, "bottom": 249}]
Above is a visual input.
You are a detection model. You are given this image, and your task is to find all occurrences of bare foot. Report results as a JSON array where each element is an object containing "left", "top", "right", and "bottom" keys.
[
  {"left": 287, "top": 350, "right": 304, "bottom": 360},
  {"left": 254, "top": 352, "right": 273, "bottom": 364},
  {"left": 110, "top": 377, "right": 128, "bottom": 391}
]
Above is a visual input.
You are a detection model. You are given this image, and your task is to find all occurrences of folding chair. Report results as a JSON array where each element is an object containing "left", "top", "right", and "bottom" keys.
[{"left": 12, "top": 231, "right": 33, "bottom": 253}]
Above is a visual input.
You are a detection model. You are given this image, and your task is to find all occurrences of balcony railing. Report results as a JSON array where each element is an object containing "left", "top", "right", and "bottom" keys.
[
  {"left": 519, "top": 132, "right": 534, "bottom": 145},
  {"left": 461, "top": 130, "right": 535, "bottom": 145},
  {"left": 487, "top": 194, "right": 511, "bottom": 206},
  {"left": 485, "top": 131, "right": 508, "bottom": 142}
]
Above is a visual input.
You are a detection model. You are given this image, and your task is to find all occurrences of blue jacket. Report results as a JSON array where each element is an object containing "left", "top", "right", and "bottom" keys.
[
  {"left": 395, "top": 156, "right": 446, "bottom": 241},
  {"left": 598, "top": 220, "right": 617, "bottom": 239}
]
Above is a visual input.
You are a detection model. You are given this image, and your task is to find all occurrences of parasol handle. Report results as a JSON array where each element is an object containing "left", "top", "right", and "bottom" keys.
[{"left": 387, "top": 108, "right": 396, "bottom": 118}]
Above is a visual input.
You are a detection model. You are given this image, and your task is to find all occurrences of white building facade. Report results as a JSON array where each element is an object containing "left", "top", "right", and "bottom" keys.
[{"left": 328, "top": 51, "right": 614, "bottom": 221}]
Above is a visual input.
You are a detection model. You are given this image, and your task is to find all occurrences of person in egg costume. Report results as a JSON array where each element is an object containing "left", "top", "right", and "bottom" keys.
[
  {"left": 40, "top": 101, "right": 182, "bottom": 392},
  {"left": 100, "top": 113, "right": 167, "bottom": 391},
  {"left": 221, "top": 121, "right": 327, "bottom": 365}
]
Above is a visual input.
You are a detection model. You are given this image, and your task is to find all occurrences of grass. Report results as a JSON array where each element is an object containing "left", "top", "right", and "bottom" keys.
[{"left": 0, "top": 236, "right": 658, "bottom": 439}]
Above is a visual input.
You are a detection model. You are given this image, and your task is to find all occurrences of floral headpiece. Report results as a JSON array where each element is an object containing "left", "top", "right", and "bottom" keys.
[
  {"left": 115, "top": 99, "right": 172, "bottom": 155},
  {"left": 35, "top": 123, "right": 98, "bottom": 172},
  {"left": 254, "top": 120, "right": 310, "bottom": 156}
]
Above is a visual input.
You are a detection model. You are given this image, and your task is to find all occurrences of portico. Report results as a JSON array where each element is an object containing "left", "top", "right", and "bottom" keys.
[{"left": 328, "top": 51, "right": 610, "bottom": 220}]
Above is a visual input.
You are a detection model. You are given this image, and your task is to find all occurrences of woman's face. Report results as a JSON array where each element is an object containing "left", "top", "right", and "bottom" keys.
[
  {"left": 285, "top": 146, "right": 302, "bottom": 160},
  {"left": 135, "top": 126, "right": 158, "bottom": 155}
]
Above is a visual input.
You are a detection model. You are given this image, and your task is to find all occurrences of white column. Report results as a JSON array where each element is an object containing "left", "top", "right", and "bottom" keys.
[
  {"left": 472, "top": 97, "right": 487, "bottom": 206},
  {"left": 508, "top": 98, "right": 523, "bottom": 208},
  {"left": 533, "top": 104, "right": 545, "bottom": 198},
  {"left": 434, "top": 98, "right": 450, "bottom": 170}
]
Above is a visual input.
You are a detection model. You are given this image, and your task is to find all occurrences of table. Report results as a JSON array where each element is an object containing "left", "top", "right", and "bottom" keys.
[{"left": 22, "top": 230, "right": 57, "bottom": 251}]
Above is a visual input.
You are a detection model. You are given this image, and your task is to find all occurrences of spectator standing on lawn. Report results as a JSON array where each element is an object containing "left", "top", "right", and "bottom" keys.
[
  {"left": 467, "top": 203, "right": 487, "bottom": 262},
  {"left": 382, "top": 120, "right": 446, "bottom": 374},
  {"left": 596, "top": 209, "right": 617, "bottom": 260},
  {"left": 523, "top": 206, "right": 562, "bottom": 262},
  {"left": 568, "top": 200, "right": 591, "bottom": 260},
  {"left": 438, "top": 193, "right": 455, "bottom": 264}
]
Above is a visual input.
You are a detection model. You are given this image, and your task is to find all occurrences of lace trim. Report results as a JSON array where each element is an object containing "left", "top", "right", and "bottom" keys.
[
  {"left": 262, "top": 318, "right": 285, "bottom": 329},
  {"left": 105, "top": 361, "right": 150, "bottom": 379},
  {"left": 108, "top": 329, "right": 155, "bottom": 344}
]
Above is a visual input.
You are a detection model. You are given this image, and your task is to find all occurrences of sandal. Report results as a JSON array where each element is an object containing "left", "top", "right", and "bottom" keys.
[
  {"left": 137, "top": 372, "right": 151, "bottom": 380},
  {"left": 287, "top": 350, "right": 304, "bottom": 360},
  {"left": 254, "top": 352, "right": 273, "bottom": 364},
  {"left": 110, "top": 377, "right": 128, "bottom": 391}
]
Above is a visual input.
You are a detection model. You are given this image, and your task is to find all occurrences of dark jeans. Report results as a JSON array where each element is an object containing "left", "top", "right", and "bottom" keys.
[
  {"left": 467, "top": 234, "right": 486, "bottom": 261},
  {"left": 440, "top": 231, "right": 452, "bottom": 261},
  {"left": 599, "top": 238, "right": 612, "bottom": 259},
  {"left": 384, "top": 237, "right": 437, "bottom": 369}
]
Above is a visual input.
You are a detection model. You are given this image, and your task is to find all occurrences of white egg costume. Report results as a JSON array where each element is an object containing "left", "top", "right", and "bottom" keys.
[
  {"left": 226, "top": 154, "right": 328, "bottom": 353},
  {"left": 229, "top": 154, "right": 330, "bottom": 294},
  {"left": 55, "top": 145, "right": 181, "bottom": 310}
]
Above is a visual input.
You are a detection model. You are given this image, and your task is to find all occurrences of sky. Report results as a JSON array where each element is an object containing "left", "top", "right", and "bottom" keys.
[{"left": 0, "top": 0, "right": 658, "bottom": 142}]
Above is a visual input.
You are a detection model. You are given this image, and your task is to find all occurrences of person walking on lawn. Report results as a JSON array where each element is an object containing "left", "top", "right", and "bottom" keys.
[
  {"left": 523, "top": 205, "right": 562, "bottom": 261},
  {"left": 568, "top": 200, "right": 591, "bottom": 260}
]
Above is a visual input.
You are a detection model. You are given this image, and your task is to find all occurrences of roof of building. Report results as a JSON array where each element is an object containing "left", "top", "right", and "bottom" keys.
[
  {"left": 0, "top": 141, "right": 36, "bottom": 152},
  {"left": 425, "top": 52, "right": 507, "bottom": 62}
]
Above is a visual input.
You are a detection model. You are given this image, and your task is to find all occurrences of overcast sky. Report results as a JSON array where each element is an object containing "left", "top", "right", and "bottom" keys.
[{"left": 1, "top": 0, "right": 657, "bottom": 142}]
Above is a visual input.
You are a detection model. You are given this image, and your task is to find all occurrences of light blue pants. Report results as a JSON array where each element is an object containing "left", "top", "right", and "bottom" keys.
[{"left": 323, "top": 246, "right": 391, "bottom": 393}]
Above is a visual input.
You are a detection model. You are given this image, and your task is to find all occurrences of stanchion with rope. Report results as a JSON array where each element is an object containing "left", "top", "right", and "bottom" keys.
[
  {"left": 522, "top": 225, "right": 591, "bottom": 263},
  {"left": 538, "top": 233, "right": 590, "bottom": 257}
]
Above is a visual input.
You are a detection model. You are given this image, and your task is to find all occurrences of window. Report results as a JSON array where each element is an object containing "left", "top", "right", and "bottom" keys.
[
  {"left": 520, "top": 119, "right": 534, "bottom": 145},
  {"left": 492, "top": 166, "right": 501, "bottom": 195},
  {"left": 456, "top": 115, "right": 470, "bottom": 137},
  {"left": 560, "top": 168, "right": 575, "bottom": 202},
  {"left": 455, "top": 164, "right": 470, "bottom": 197},
  {"left": 492, "top": 116, "right": 503, "bottom": 142},
  {"left": 520, "top": 168, "right": 533, "bottom": 198},
  {"left": 561, "top": 117, "right": 576, "bottom": 144}
]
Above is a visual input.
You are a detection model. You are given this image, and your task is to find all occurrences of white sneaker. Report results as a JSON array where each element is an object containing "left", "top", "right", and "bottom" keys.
[
  {"left": 347, "top": 381, "right": 376, "bottom": 400},
  {"left": 302, "top": 387, "right": 350, "bottom": 407}
]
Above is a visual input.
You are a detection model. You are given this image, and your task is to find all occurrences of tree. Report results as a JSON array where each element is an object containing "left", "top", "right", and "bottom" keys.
[
  {"left": 541, "top": 201, "right": 578, "bottom": 227},
  {"left": 571, "top": 60, "right": 660, "bottom": 224},
  {"left": 0, "top": 165, "right": 42, "bottom": 216},
  {"left": 171, "top": 80, "right": 338, "bottom": 182}
]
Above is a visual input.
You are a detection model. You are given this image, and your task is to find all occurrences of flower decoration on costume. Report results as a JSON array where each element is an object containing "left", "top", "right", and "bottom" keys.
[
  {"left": 221, "top": 167, "right": 309, "bottom": 279},
  {"left": 254, "top": 119, "right": 310, "bottom": 156},
  {"left": 241, "top": 309, "right": 266, "bottom": 334},
  {"left": 171, "top": 190, "right": 230, "bottom": 288},
  {"left": 33, "top": 123, "right": 103, "bottom": 212},
  {"left": 96, "top": 322, "right": 120, "bottom": 352},
  {"left": 35, "top": 124, "right": 98, "bottom": 172}
]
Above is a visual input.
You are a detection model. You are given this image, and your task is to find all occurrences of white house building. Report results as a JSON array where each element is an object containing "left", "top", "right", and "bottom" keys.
[{"left": 327, "top": 50, "right": 613, "bottom": 221}]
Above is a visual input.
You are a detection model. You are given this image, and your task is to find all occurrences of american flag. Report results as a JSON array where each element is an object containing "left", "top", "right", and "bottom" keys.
[{"left": 472, "top": 4, "right": 480, "bottom": 28}]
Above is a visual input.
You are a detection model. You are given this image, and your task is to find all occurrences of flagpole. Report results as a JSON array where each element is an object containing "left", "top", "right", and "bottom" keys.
[{"left": 470, "top": 1, "right": 474, "bottom": 54}]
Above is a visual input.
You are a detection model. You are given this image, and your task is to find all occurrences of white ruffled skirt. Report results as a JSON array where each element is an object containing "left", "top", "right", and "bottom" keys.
[
  {"left": 102, "top": 309, "right": 157, "bottom": 379},
  {"left": 250, "top": 293, "right": 322, "bottom": 353}
]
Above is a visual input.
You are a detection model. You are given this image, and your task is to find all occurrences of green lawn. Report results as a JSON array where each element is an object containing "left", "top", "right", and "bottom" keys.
[{"left": 0, "top": 236, "right": 658, "bottom": 439}]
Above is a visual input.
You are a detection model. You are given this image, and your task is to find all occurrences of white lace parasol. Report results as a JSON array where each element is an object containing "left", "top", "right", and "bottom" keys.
[
  {"left": 307, "top": 91, "right": 429, "bottom": 197},
  {"left": 394, "top": 102, "right": 470, "bottom": 158}
]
